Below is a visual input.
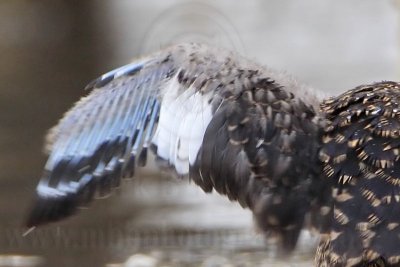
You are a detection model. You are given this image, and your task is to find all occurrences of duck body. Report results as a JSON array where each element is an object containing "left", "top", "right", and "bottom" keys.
[{"left": 26, "top": 43, "right": 400, "bottom": 266}]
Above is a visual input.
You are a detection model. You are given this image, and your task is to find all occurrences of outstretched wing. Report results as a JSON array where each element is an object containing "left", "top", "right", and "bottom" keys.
[
  {"left": 27, "top": 43, "right": 325, "bottom": 252},
  {"left": 318, "top": 81, "right": 400, "bottom": 266},
  {"left": 27, "top": 52, "right": 172, "bottom": 227}
]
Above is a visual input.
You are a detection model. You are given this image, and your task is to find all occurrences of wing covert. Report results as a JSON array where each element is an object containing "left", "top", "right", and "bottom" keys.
[{"left": 188, "top": 76, "right": 325, "bottom": 251}]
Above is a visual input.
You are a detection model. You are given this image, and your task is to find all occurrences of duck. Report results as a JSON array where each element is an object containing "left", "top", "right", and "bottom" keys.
[{"left": 26, "top": 43, "right": 400, "bottom": 266}]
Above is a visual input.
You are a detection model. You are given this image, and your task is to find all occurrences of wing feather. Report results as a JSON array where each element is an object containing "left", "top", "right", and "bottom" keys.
[{"left": 27, "top": 55, "right": 174, "bottom": 226}]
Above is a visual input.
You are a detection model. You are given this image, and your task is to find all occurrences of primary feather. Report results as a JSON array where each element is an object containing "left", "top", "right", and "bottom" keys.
[{"left": 26, "top": 43, "right": 400, "bottom": 266}]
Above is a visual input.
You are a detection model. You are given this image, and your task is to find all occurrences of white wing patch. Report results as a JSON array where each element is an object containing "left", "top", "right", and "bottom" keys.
[{"left": 152, "top": 75, "right": 213, "bottom": 175}]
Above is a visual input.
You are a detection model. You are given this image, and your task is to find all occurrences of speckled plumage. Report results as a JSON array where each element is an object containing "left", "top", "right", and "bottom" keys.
[
  {"left": 317, "top": 82, "right": 400, "bottom": 267},
  {"left": 26, "top": 43, "right": 400, "bottom": 266}
]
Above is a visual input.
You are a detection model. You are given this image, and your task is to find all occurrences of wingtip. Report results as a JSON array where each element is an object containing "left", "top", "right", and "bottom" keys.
[{"left": 25, "top": 195, "right": 78, "bottom": 228}]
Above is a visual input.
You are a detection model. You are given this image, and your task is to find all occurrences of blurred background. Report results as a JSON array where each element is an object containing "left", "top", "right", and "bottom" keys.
[{"left": 0, "top": 0, "right": 399, "bottom": 266}]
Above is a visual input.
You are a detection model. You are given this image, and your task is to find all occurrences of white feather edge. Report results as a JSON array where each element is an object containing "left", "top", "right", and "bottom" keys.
[{"left": 151, "top": 74, "right": 213, "bottom": 175}]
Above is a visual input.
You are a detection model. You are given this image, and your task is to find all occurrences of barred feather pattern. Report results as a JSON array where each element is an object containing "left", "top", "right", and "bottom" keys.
[{"left": 317, "top": 81, "right": 400, "bottom": 267}]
